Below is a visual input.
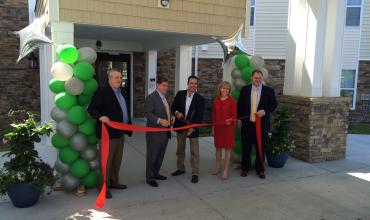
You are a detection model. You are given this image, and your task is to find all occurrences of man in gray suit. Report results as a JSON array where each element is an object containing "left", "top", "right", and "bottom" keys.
[{"left": 144, "top": 76, "right": 172, "bottom": 187}]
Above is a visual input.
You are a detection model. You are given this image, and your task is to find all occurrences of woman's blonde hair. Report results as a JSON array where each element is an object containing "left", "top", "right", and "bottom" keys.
[{"left": 217, "top": 81, "right": 232, "bottom": 97}]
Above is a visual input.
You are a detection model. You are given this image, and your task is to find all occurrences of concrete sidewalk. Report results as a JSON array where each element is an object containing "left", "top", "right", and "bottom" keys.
[{"left": 0, "top": 130, "right": 369, "bottom": 219}]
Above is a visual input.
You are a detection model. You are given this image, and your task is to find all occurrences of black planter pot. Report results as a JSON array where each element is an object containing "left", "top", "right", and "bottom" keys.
[
  {"left": 7, "top": 183, "right": 40, "bottom": 208},
  {"left": 267, "top": 151, "right": 289, "bottom": 168}
]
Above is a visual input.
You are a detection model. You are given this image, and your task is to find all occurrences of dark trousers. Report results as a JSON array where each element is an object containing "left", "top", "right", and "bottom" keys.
[
  {"left": 99, "top": 136, "right": 124, "bottom": 188},
  {"left": 241, "top": 121, "right": 266, "bottom": 173},
  {"left": 146, "top": 133, "right": 169, "bottom": 181}
]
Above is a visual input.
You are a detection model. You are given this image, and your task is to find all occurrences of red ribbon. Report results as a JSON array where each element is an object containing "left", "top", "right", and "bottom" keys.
[
  {"left": 255, "top": 116, "right": 264, "bottom": 168},
  {"left": 95, "top": 115, "right": 262, "bottom": 208}
]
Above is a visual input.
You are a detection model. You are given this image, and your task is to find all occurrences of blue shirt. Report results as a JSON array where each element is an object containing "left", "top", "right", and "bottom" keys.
[{"left": 112, "top": 87, "right": 129, "bottom": 123}]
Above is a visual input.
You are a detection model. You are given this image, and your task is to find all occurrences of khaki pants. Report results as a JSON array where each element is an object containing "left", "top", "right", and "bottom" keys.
[
  {"left": 99, "top": 136, "right": 124, "bottom": 188},
  {"left": 176, "top": 132, "right": 200, "bottom": 175}
]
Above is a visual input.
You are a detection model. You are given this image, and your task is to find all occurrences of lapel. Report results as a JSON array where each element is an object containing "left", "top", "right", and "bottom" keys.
[
  {"left": 187, "top": 92, "right": 197, "bottom": 119},
  {"left": 154, "top": 90, "right": 166, "bottom": 115},
  {"left": 246, "top": 85, "right": 252, "bottom": 110},
  {"left": 258, "top": 85, "right": 266, "bottom": 109},
  {"left": 107, "top": 86, "right": 122, "bottom": 111}
]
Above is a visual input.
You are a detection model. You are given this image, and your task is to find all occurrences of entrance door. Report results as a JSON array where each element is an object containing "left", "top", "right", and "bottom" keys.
[{"left": 95, "top": 53, "right": 131, "bottom": 113}]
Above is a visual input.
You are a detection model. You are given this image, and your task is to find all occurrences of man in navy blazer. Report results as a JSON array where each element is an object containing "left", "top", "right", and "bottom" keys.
[
  {"left": 88, "top": 68, "right": 132, "bottom": 199},
  {"left": 237, "top": 69, "right": 277, "bottom": 179},
  {"left": 171, "top": 75, "right": 205, "bottom": 183}
]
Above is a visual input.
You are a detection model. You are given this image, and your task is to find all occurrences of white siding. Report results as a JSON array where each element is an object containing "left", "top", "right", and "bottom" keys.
[
  {"left": 342, "top": 28, "right": 362, "bottom": 68},
  {"left": 254, "top": 0, "right": 289, "bottom": 59},
  {"left": 360, "top": 0, "right": 370, "bottom": 60}
]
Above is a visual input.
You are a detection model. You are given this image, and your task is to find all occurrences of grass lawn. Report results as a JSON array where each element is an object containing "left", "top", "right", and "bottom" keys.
[{"left": 348, "top": 123, "right": 370, "bottom": 134}]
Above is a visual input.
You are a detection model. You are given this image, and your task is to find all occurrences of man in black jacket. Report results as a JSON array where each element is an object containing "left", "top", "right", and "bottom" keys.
[
  {"left": 87, "top": 68, "right": 132, "bottom": 199},
  {"left": 171, "top": 75, "right": 205, "bottom": 183},
  {"left": 237, "top": 69, "right": 277, "bottom": 179}
]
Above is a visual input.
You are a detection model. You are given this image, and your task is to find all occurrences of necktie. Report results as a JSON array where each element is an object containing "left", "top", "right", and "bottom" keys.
[
  {"left": 251, "top": 87, "right": 257, "bottom": 122},
  {"left": 162, "top": 97, "right": 171, "bottom": 124}
]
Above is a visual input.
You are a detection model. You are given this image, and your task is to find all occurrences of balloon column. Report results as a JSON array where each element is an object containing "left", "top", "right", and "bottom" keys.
[
  {"left": 230, "top": 53, "right": 268, "bottom": 160},
  {"left": 49, "top": 45, "right": 99, "bottom": 191}
]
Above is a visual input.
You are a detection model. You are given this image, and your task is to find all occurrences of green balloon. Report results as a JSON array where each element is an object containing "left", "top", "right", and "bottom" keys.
[
  {"left": 51, "top": 133, "right": 69, "bottom": 149},
  {"left": 79, "top": 119, "right": 96, "bottom": 136},
  {"left": 77, "top": 94, "right": 93, "bottom": 106},
  {"left": 82, "top": 170, "right": 98, "bottom": 188},
  {"left": 70, "top": 159, "right": 90, "bottom": 178},
  {"left": 74, "top": 61, "right": 94, "bottom": 81},
  {"left": 241, "top": 66, "right": 254, "bottom": 83},
  {"left": 49, "top": 79, "right": 65, "bottom": 94},
  {"left": 67, "top": 105, "right": 86, "bottom": 125},
  {"left": 231, "top": 90, "right": 240, "bottom": 101},
  {"left": 87, "top": 135, "right": 98, "bottom": 145},
  {"left": 55, "top": 92, "right": 77, "bottom": 111},
  {"left": 59, "top": 147, "right": 79, "bottom": 164},
  {"left": 235, "top": 54, "right": 250, "bottom": 69},
  {"left": 57, "top": 44, "right": 79, "bottom": 64},
  {"left": 83, "top": 78, "right": 98, "bottom": 95}
]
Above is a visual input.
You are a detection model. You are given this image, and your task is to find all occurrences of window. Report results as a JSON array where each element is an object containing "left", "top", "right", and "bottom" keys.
[
  {"left": 250, "top": 0, "right": 255, "bottom": 26},
  {"left": 340, "top": 69, "right": 357, "bottom": 109},
  {"left": 346, "top": 0, "right": 362, "bottom": 26}
]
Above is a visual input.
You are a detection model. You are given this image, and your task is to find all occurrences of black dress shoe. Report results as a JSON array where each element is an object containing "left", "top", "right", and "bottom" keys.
[
  {"left": 240, "top": 170, "right": 248, "bottom": 177},
  {"left": 109, "top": 184, "right": 127, "bottom": 190},
  {"left": 257, "top": 172, "right": 266, "bottom": 179},
  {"left": 191, "top": 175, "right": 198, "bottom": 183},
  {"left": 146, "top": 180, "right": 159, "bottom": 187},
  {"left": 171, "top": 170, "right": 185, "bottom": 176},
  {"left": 155, "top": 175, "right": 167, "bottom": 180},
  {"left": 106, "top": 190, "right": 112, "bottom": 199}
]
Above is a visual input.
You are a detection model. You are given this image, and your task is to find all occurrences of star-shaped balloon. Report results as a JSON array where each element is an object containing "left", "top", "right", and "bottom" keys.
[
  {"left": 213, "top": 23, "right": 250, "bottom": 65},
  {"left": 14, "top": 14, "right": 52, "bottom": 63}
]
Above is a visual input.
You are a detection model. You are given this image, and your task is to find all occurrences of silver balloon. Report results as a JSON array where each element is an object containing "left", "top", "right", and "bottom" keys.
[
  {"left": 70, "top": 133, "right": 88, "bottom": 151},
  {"left": 78, "top": 47, "right": 97, "bottom": 64},
  {"left": 80, "top": 148, "right": 98, "bottom": 161},
  {"left": 213, "top": 23, "right": 250, "bottom": 64},
  {"left": 261, "top": 67, "right": 269, "bottom": 80},
  {"left": 62, "top": 174, "right": 80, "bottom": 191},
  {"left": 54, "top": 159, "right": 69, "bottom": 175},
  {"left": 14, "top": 15, "right": 52, "bottom": 63},
  {"left": 250, "top": 55, "right": 265, "bottom": 69},
  {"left": 89, "top": 158, "right": 100, "bottom": 170},
  {"left": 56, "top": 120, "right": 77, "bottom": 138},
  {"left": 50, "top": 106, "right": 67, "bottom": 122},
  {"left": 231, "top": 68, "right": 241, "bottom": 79},
  {"left": 65, "top": 77, "right": 84, "bottom": 95},
  {"left": 51, "top": 62, "right": 73, "bottom": 81},
  {"left": 234, "top": 78, "right": 247, "bottom": 90}
]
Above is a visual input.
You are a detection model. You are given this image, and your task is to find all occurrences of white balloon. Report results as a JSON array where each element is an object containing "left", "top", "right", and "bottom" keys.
[
  {"left": 231, "top": 68, "right": 241, "bottom": 79},
  {"left": 250, "top": 55, "right": 265, "bottom": 69},
  {"left": 65, "top": 77, "right": 84, "bottom": 95},
  {"left": 78, "top": 47, "right": 97, "bottom": 64},
  {"left": 261, "top": 67, "right": 269, "bottom": 80},
  {"left": 51, "top": 62, "right": 73, "bottom": 81},
  {"left": 50, "top": 106, "right": 67, "bottom": 122},
  {"left": 70, "top": 133, "right": 88, "bottom": 151},
  {"left": 234, "top": 78, "right": 246, "bottom": 90}
]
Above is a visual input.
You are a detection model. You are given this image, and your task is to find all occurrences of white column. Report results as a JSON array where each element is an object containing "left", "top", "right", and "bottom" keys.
[
  {"left": 145, "top": 50, "right": 157, "bottom": 96},
  {"left": 175, "top": 45, "right": 192, "bottom": 92},
  {"left": 284, "top": 0, "right": 346, "bottom": 97},
  {"left": 36, "top": 21, "right": 74, "bottom": 165}
]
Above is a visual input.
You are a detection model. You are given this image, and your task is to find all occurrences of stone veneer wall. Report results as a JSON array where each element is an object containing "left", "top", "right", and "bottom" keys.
[
  {"left": 132, "top": 52, "right": 146, "bottom": 117},
  {"left": 349, "top": 60, "right": 370, "bottom": 123},
  {"left": 157, "top": 49, "right": 176, "bottom": 104},
  {"left": 0, "top": 0, "right": 40, "bottom": 120},
  {"left": 279, "top": 96, "right": 350, "bottom": 163}
]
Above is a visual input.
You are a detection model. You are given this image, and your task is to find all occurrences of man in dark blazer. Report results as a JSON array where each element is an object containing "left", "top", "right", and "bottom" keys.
[
  {"left": 237, "top": 69, "right": 277, "bottom": 179},
  {"left": 87, "top": 68, "right": 132, "bottom": 199},
  {"left": 171, "top": 75, "right": 205, "bottom": 183},
  {"left": 144, "top": 76, "right": 172, "bottom": 187}
]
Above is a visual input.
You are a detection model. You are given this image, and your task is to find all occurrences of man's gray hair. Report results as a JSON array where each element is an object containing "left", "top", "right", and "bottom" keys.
[{"left": 107, "top": 68, "right": 121, "bottom": 78}]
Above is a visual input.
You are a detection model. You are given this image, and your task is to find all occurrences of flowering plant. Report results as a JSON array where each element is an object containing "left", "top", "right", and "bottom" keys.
[
  {"left": 0, "top": 110, "right": 56, "bottom": 195},
  {"left": 266, "top": 105, "right": 295, "bottom": 155}
]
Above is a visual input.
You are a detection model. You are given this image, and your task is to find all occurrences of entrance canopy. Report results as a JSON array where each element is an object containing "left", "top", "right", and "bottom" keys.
[{"left": 74, "top": 23, "right": 218, "bottom": 50}]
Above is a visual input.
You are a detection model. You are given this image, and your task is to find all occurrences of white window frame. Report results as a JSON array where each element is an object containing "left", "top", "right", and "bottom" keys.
[
  {"left": 345, "top": 0, "right": 362, "bottom": 27},
  {"left": 340, "top": 69, "right": 359, "bottom": 110}
]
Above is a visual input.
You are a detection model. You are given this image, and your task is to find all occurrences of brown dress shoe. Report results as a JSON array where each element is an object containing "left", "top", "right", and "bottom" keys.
[
  {"left": 257, "top": 172, "right": 266, "bottom": 179},
  {"left": 240, "top": 170, "right": 248, "bottom": 177},
  {"left": 106, "top": 190, "right": 112, "bottom": 199},
  {"left": 109, "top": 184, "right": 127, "bottom": 190}
]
